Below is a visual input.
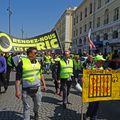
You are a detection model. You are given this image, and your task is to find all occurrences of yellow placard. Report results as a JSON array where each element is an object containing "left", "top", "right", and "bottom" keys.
[{"left": 83, "top": 70, "right": 120, "bottom": 102}]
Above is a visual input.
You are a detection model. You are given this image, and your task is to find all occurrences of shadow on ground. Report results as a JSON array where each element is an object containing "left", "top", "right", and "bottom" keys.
[
  {"left": 42, "top": 96, "right": 62, "bottom": 105},
  {"left": 49, "top": 105, "right": 81, "bottom": 120},
  {"left": 0, "top": 111, "right": 23, "bottom": 120}
]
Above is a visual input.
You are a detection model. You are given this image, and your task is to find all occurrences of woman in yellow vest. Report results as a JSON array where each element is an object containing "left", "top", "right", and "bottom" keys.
[
  {"left": 44, "top": 51, "right": 52, "bottom": 74},
  {"left": 15, "top": 47, "right": 46, "bottom": 120},
  {"left": 84, "top": 55, "right": 105, "bottom": 120}
]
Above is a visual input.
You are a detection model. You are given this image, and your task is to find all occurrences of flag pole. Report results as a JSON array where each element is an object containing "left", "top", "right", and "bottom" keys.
[
  {"left": 81, "top": 98, "right": 84, "bottom": 120},
  {"left": 55, "top": 30, "right": 64, "bottom": 54}
]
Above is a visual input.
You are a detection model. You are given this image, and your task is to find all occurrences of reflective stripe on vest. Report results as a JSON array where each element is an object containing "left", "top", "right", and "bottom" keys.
[
  {"left": 7, "top": 55, "right": 12, "bottom": 67},
  {"left": 22, "top": 58, "right": 41, "bottom": 82},
  {"left": 60, "top": 59, "right": 73, "bottom": 79},
  {"left": 45, "top": 55, "right": 51, "bottom": 63}
]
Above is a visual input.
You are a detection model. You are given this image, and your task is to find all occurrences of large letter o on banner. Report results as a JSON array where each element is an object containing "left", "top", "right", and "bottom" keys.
[{"left": 0, "top": 33, "right": 12, "bottom": 52}]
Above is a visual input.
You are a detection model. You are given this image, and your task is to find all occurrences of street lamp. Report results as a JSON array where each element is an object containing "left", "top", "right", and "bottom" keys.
[
  {"left": 7, "top": 0, "right": 12, "bottom": 35},
  {"left": 21, "top": 25, "right": 24, "bottom": 39}
]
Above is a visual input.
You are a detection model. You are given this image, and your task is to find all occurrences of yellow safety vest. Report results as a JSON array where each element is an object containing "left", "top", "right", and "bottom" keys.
[
  {"left": 74, "top": 59, "right": 81, "bottom": 70},
  {"left": 22, "top": 58, "right": 41, "bottom": 82},
  {"left": 60, "top": 58, "right": 73, "bottom": 79},
  {"left": 45, "top": 55, "right": 51, "bottom": 63},
  {"left": 7, "top": 55, "right": 12, "bottom": 67}
]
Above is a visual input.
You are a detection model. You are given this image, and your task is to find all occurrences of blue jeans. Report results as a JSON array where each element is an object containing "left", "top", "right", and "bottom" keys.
[
  {"left": 22, "top": 87, "right": 42, "bottom": 120},
  {"left": 45, "top": 63, "right": 51, "bottom": 70}
]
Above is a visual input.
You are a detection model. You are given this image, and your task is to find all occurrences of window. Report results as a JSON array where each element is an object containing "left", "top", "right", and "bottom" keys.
[
  {"left": 73, "top": 31, "right": 75, "bottom": 37},
  {"left": 98, "top": 0, "right": 101, "bottom": 9},
  {"left": 85, "top": 7, "right": 87, "bottom": 17},
  {"left": 80, "top": 27, "right": 82, "bottom": 34},
  {"left": 105, "top": 0, "right": 110, "bottom": 4},
  {"left": 90, "top": 3, "right": 92, "bottom": 14},
  {"left": 113, "top": 7, "right": 119, "bottom": 21},
  {"left": 112, "top": 30, "right": 118, "bottom": 39},
  {"left": 84, "top": 37, "right": 87, "bottom": 44},
  {"left": 79, "top": 38, "right": 82, "bottom": 44},
  {"left": 104, "top": 33, "right": 108, "bottom": 40},
  {"left": 76, "top": 16, "right": 78, "bottom": 24},
  {"left": 84, "top": 24, "right": 87, "bottom": 32},
  {"left": 76, "top": 39, "right": 77, "bottom": 45},
  {"left": 96, "top": 35, "right": 100, "bottom": 41},
  {"left": 97, "top": 17, "right": 100, "bottom": 27},
  {"left": 89, "top": 21, "right": 92, "bottom": 29},
  {"left": 80, "top": 12, "right": 82, "bottom": 21},
  {"left": 104, "top": 9, "right": 109, "bottom": 25},
  {"left": 76, "top": 29, "right": 78, "bottom": 36},
  {"left": 73, "top": 18, "right": 75, "bottom": 25}
]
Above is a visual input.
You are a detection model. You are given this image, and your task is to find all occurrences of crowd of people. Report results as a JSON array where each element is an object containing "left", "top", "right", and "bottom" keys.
[{"left": 0, "top": 48, "right": 120, "bottom": 120}]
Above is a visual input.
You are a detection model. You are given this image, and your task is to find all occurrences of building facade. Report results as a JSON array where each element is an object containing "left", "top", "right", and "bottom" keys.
[
  {"left": 53, "top": 7, "right": 77, "bottom": 50},
  {"left": 72, "top": 0, "right": 120, "bottom": 54}
]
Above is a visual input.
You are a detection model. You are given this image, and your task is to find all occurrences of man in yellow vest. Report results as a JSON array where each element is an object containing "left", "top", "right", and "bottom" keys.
[
  {"left": 73, "top": 54, "right": 82, "bottom": 78},
  {"left": 57, "top": 50, "right": 77, "bottom": 109},
  {"left": 15, "top": 47, "right": 46, "bottom": 120}
]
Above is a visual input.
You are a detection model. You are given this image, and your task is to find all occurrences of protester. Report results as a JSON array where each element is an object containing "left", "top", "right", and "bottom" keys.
[
  {"left": 44, "top": 51, "right": 52, "bottom": 73},
  {"left": 0, "top": 53, "right": 7, "bottom": 93},
  {"left": 57, "top": 50, "right": 77, "bottom": 109},
  {"left": 15, "top": 47, "right": 46, "bottom": 120},
  {"left": 84, "top": 54, "right": 106, "bottom": 120},
  {"left": 51, "top": 58, "right": 61, "bottom": 95},
  {"left": 6, "top": 52, "right": 14, "bottom": 87}
]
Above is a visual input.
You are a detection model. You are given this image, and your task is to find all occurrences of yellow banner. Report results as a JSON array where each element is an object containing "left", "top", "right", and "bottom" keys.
[
  {"left": 83, "top": 70, "right": 120, "bottom": 102},
  {"left": 0, "top": 31, "right": 61, "bottom": 52}
]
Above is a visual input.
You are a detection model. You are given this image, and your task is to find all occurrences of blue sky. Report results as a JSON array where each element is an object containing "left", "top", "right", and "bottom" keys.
[{"left": 0, "top": 0, "right": 82, "bottom": 38}]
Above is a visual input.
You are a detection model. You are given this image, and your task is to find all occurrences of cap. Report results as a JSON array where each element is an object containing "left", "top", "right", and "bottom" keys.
[
  {"left": 74, "top": 54, "right": 79, "bottom": 58},
  {"left": 94, "top": 55, "right": 106, "bottom": 61},
  {"left": 55, "top": 57, "right": 60, "bottom": 61}
]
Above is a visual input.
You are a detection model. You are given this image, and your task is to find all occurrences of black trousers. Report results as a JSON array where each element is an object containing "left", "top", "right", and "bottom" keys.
[
  {"left": 54, "top": 80, "right": 59, "bottom": 91},
  {"left": 86, "top": 101, "right": 99, "bottom": 119},
  {"left": 0, "top": 73, "right": 7, "bottom": 92},
  {"left": 61, "top": 79, "right": 72, "bottom": 104},
  {"left": 6, "top": 66, "right": 12, "bottom": 86}
]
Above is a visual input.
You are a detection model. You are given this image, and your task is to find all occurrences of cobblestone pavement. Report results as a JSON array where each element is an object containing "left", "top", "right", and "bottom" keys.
[
  {"left": 0, "top": 72, "right": 120, "bottom": 120},
  {"left": 0, "top": 72, "right": 83, "bottom": 120}
]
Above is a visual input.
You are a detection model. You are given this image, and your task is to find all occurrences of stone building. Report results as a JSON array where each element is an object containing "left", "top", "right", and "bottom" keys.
[{"left": 72, "top": 0, "right": 120, "bottom": 54}]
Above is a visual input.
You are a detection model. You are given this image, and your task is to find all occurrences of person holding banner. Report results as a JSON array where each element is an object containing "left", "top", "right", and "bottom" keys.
[
  {"left": 84, "top": 54, "right": 105, "bottom": 120},
  {"left": 15, "top": 47, "right": 46, "bottom": 120}
]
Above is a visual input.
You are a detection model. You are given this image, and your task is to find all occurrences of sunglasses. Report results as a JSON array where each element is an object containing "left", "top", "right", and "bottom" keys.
[{"left": 32, "top": 51, "right": 37, "bottom": 55}]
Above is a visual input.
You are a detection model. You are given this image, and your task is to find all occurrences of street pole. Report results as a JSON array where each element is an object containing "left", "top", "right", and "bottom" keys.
[
  {"left": 7, "top": 0, "right": 12, "bottom": 35},
  {"left": 21, "top": 25, "right": 24, "bottom": 39}
]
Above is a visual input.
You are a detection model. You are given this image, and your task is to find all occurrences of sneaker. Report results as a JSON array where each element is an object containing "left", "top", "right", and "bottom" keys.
[
  {"left": 67, "top": 101, "right": 72, "bottom": 104},
  {"left": 83, "top": 114, "right": 90, "bottom": 120},
  {"left": 4, "top": 87, "right": 7, "bottom": 93},
  {"left": 63, "top": 103, "right": 67, "bottom": 109},
  {"left": 34, "top": 112, "right": 39, "bottom": 120},
  {"left": 59, "top": 91, "right": 62, "bottom": 96},
  {"left": 90, "top": 116, "right": 97, "bottom": 120}
]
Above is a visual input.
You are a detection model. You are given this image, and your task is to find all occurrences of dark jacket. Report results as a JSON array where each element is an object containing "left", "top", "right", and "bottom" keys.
[{"left": 0, "top": 56, "right": 7, "bottom": 73}]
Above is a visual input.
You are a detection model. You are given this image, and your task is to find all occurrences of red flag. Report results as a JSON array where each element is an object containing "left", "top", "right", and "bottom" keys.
[{"left": 88, "top": 29, "right": 96, "bottom": 49}]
